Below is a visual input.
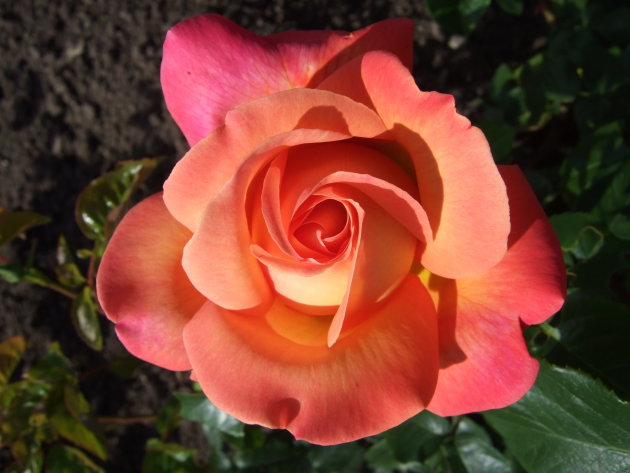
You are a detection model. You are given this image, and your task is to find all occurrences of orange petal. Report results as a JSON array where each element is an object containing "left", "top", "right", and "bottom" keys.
[
  {"left": 182, "top": 275, "right": 438, "bottom": 445},
  {"left": 457, "top": 165, "right": 566, "bottom": 325},
  {"left": 96, "top": 193, "right": 204, "bottom": 370},
  {"left": 324, "top": 185, "right": 418, "bottom": 346},
  {"left": 163, "top": 88, "right": 386, "bottom": 231},
  {"left": 425, "top": 276, "right": 539, "bottom": 416},
  {"left": 426, "top": 168, "right": 565, "bottom": 415},
  {"left": 320, "top": 51, "right": 510, "bottom": 279}
]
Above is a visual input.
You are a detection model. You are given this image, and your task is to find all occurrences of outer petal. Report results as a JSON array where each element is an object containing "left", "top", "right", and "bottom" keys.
[
  {"left": 161, "top": 14, "right": 412, "bottom": 144},
  {"left": 182, "top": 275, "right": 439, "bottom": 445},
  {"left": 96, "top": 193, "right": 205, "bottom": 370},
  {"left": 319, "top": 51, "right": 510, "bottom": 279},
  {"left": 426, "top": 277, "right": 539, "bottom": 416},
  {"left": 426, "top": 166, "right": 566, "bottom": 415},
  {"left": 269, "top": 18, "right": 413, "bottom": 89},
  {"left": 163, "top": 88, "right": 386, "bottom": 231},
  {"left": 457, "top": 165, "right": 566, "bottom": 325}
]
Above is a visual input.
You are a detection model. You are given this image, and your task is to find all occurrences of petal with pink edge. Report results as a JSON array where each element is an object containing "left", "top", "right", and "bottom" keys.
[
  {"left": 426, "top": 277, "right": 539, "bottom": 416},
  {"left": 161, "top": 14, "right": 412, "bottom": 144},
  {"left": 319, "top": 51, "right": 511, "bottom": 279},
  {"left": 182, "top": 275, "right": 439, "bottom": 445},
  {"left": 457, "top": 165, "right": 566, "bottom": 325},
  {"left": 425, "top": 167, "right": 565, "bottom": 415},
  {"left": 96, "top": 193, "right": 205, "bottom": 370}
]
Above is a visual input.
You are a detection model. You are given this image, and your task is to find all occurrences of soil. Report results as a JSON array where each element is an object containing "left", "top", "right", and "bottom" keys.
[{"left": 0, "top": 1, "right": 547, "bottom": 471}]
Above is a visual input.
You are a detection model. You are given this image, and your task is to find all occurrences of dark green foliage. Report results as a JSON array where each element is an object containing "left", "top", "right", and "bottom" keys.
[{"left": 0, "top": 340, "right": 106, "bottom": 472}]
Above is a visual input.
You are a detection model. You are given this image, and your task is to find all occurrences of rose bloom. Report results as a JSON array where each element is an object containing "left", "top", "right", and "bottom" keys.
[{"left": 97, "top": 15, "right": 566, "bottom": 445}]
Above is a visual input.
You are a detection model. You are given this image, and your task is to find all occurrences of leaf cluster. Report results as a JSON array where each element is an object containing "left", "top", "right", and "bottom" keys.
[{"left": 0, "top": 337, "right": 106, "bottom": 473}]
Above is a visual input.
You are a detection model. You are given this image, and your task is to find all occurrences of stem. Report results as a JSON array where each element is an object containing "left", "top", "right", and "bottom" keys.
[
  {"left": 539, "top": 322, "right": 561, "bottom": 341},
  {"left": 96, "top": 415, "right": 157, "bottom": 425},
  {"left": 86, "top": 250, "right": 96, "bottom": 290},
  {"left": 27, "top": 277, "right": 78, "bottom": 299}
]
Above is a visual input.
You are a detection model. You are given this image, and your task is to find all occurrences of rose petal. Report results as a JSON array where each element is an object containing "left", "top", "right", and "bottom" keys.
[
  {"left": 163, "top": 88, "right": 386, "bottom": 232},
  {"left": 252, "top": 243, "right": 353, "bottom": 314},
  {"left": 457, "top": 165, "right": 566, "bottom": 325},
  {"left": 161, "top": 14, "right": 412, "bottom": 144},
  {"left": 425, "top": 167, "right": 566, "bottom": 415},
  {"left": 182, "top": 129, "right": 359, "bottom": 312},
  {"left": 426, "top": 275, "right": 540, "bottom": 416},
  {"left": 269, "top": 18, "right": 413, "bottom": 88},
  {"left": 96, "top": 193, "right": 204, "bottom": 370},
  {"left": 182, "top": 275, "right": 438, "bottom": 445},
  {"left": 319, "top": 51, "right": 511, "bottom": 279}
]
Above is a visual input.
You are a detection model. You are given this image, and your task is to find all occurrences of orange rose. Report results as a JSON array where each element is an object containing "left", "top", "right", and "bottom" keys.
[{"left": 97, "top": 15, "right": 566, "bottom": 445}]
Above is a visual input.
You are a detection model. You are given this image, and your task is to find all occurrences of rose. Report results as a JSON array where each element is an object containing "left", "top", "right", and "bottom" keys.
[{"left": 96, "top": 14, "right": 566, "bottom": 445}]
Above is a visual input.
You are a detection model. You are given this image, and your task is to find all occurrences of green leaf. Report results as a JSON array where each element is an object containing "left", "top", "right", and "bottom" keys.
[
  {"left": 425, "top": 443, "right": 468, "bottom": 473},
  {"left": 590, "top": 3, "right": 630, "bottom": 46},
  {"left": 109, "top": 355, "right": 142, "bottom": 378},
  {"left": 233, "top": 437, "right": 307, "bottom": 471},
  {"left": 0, "top": 209, "right": 50, "bottom": 247},
  {"left": 27, "top": 343, "right": 72, "bottom": 382},
  {"left": 516, "top": 54, "right": 550, "bottom": 127},
  {"left": 155, "top": 396, "right": 181, "bottom": 439},
  {"left": 0, "top": 336, "right": 26, "bottom": 387},
  {"left": 54, "top": 235, "right": 85, "bottom": 288},
  {"left": 426, "top": 0, "right": 491, "bottom": 35},
  {"left": 489, "top": 64, "right": 514, "bottom": 101},
  {"left": 495, "top": 0, "right": 523, "bottom": 15},
  {"left": 411, "top": 410, "right": 452, "bottom": 436},
  {"left": 550, "top": 212, "right": 604, "bottom": 261},
  {"left": 564, "top": 122, "right": 627, "bottom": 198},
  {"left": 573, "top": 235, "right": 630, "bottom": 295},
  {"left": 479, "top": 113, "right": 516, "bottom": 160},
  {"left": 594, "top": 157, "right": 630, "bottom": 217},
  {"left": 365, "top": 439, "right": 401, "bottom": 473},
  {"left": 308, "top": 443, "right": 364, "bottom": 473},
  {"left": 175, "top": 392, "right": 244, "bottom": 449},
  {"left": 71, "top": 286, "right": 103, "bottom": 351},
  {"left": 0, "top": 263, "right": 25, "bottom": 283},
  {"left": 610, "top": 213, "right": 630, "bottom": 240},
  {"left": 543, "top": 30, "right": 581, "bottom": 102},
  {"left": 9, "top": 442, "right": 44, "bottom": 473},
  {"left": 49, "top": 412, "right": 107, "bottom": 461},
  {"left": 63, "top": 383, "right": 91, "bottom": 419},
  {"left": 45, "top": 445, "right": 104, "bottom": 473},
  {"left": 455, "top": 417, "right": 517, "bottom": 473},
  {"left": 384, "top": 410, "right": 450, "bottom": 463},
  {"left": 485, "top": 363, "right": 630, "bottom": 473},
  {"left": 75, "top": 157, "right": 160, "bottom": 242},
  {"left": 142, "top": 439, "right": 204, "bottom": 473},
  {"left": 554, "top": 291, "right": 630, "bottom": 398}
]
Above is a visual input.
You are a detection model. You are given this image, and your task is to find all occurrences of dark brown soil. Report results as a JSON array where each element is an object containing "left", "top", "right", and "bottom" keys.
[{"left": 0, "top": 1, "right": 547, "bottom": 471}]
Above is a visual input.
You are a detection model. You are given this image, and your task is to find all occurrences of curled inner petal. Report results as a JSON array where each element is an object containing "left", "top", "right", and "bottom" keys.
[{"left": 290, "top": 198, "right": 350, "bottom": 260}]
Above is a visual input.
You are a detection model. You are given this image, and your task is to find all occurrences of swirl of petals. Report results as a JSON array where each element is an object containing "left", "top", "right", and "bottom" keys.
[{"left": 251, "top": 141, "right": 432, "bottom": 322}]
